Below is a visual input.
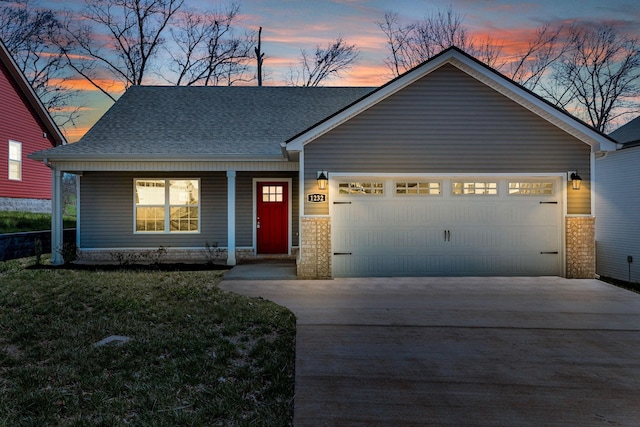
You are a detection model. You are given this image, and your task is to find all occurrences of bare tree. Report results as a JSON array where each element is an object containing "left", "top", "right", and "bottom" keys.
[
  {"left": 255, "top": 26, "right": 264, "bottom": 86},
  {"left": 288, "top": 37, "right": 358, "bottom": 87},
  {"left": 59, "top": 0, "right": 184, "bottom": 101},
  {"left": 540, "top": 24, "right": 640, "bottom": 132},
  {"left": 166, "top": 4, "right": 253, "bottom": 86},
  {"left": 0, "top": 0, "right": 80, "bottom": 128},
  {"left": 377, "top": 7, "right": 500, "bottom": 77},
  {"left": 505, "top": 23, "right": 574, "bottom": 91},
  {"left": 378, "top": 12, "right": 418, "bottom": 77}
]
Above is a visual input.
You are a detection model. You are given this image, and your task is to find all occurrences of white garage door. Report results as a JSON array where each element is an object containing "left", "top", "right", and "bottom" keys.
[{"left": 331, "top": 177, "right": 562, "bottom": 277}]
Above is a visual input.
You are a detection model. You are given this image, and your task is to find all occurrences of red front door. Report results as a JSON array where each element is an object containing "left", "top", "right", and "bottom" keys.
[{"left": 257, "top": 182, "right": 288, "bottom": 254}]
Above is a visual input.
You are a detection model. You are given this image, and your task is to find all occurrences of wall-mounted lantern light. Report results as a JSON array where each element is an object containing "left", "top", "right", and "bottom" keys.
[
  {"left": 568, "top": 171, "right": 582, "bottom": 190},
  {"left": 317, "top": 171, "right": 328, "bottom": 190}
]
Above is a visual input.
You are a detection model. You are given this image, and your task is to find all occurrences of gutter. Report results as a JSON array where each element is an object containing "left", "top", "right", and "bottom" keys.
[{"left": 30, "top": 153, "right": 294, "bottom": 162}]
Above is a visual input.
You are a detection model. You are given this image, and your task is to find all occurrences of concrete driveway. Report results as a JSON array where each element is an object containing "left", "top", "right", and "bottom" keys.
[{"left": 220, "top": 276, "right": 640, "bottom": 426}]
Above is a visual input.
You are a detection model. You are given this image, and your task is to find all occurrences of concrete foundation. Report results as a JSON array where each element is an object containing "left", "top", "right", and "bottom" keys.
[{"left": 0, "top": 197, "right": 51, "bottom": 213}]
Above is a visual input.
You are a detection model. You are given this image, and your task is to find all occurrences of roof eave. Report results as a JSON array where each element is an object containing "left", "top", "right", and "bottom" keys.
[{"left": 29, "top": 152, "right": 291, "bottom": 163}]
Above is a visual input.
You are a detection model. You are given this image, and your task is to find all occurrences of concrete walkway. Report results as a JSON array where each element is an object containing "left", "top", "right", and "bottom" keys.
[{"left": 220, "top": 276, "right": 640, "bottom": 426}]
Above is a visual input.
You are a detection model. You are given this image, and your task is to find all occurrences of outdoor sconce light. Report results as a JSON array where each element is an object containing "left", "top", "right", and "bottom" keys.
[
  {"left": 569, "top": 171, "right": 582, "bottom": 190},
  {"left": 317, "top": 171, "right": 328, "bottom": 190}
]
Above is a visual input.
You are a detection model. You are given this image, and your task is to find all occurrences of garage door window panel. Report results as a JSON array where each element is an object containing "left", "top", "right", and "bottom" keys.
[
  {"left": 396, "top": 182, "right": 441, "bottom": 195},
  {"left": 339, "top": 182, "right": 384, "bottom": 195},
  {"left": 453, "top": 182, "right": 498, "bottom": 195},
  {"left": 508, "top": 182, "right": 554, "bottom": 195}
]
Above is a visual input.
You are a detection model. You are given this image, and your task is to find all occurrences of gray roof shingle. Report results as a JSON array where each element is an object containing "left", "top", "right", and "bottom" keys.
[
  {"left": 609, "top": 116, "right": 640, "bottom": 144},
  {"left": 35, "top": 86, "right": 374, "bottom": 160},
  {"left": 609, "top": 115, "right": 640, "bottom": 145}
]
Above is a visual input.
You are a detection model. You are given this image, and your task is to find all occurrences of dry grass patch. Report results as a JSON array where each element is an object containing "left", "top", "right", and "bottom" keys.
[{"left": 0, "top": 259, "right": 295, "bottom": 426}]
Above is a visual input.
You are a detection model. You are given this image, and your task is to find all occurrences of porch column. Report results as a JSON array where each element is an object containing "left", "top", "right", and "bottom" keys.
[
  {"left": 226, "top": 170, "right": 236, "bottom": 266},
  {"left": 75, "top": 174, "right": 81, "bottom": 248},
  {"left": 50, "top": 167, "right": 63, "bottom": 265}
]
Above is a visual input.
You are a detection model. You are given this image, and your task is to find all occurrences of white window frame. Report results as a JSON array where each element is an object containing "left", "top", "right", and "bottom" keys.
[
  {"left": 133, "top": 178, "right": 201, "bottom": 234},
  {"left": 8, "top": 140, "right": 22, "bottom": 181}
]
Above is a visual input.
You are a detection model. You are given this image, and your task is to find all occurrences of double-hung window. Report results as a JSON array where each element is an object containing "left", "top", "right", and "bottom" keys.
[
  {"left": 134, "top": 179, "right": 200, "bottom": 233},
  {"left": 8, "top": 141, "right": 21, "bottom": 180}
]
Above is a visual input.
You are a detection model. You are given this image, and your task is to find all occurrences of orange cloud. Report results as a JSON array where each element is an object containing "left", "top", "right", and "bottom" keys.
[
  {"left": 337, "top": 64, "right": 389, "bottom": 86},
  {"left": 49, "top": 77, "right": 127, "bottom": 93},
  {"left": 63, "top": 126, "right": 91, "bottom": 143}
]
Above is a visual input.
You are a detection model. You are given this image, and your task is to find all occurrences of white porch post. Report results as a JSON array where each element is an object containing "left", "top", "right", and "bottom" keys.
[
  {"left": 75, "top": 174, "right": 81, "bottom": 248},
  {"left": 50, "top": 167, "right": 63, "bottom": 265},
  {"left": 226, "top": 170, "right": 236, "bottom": 266}
]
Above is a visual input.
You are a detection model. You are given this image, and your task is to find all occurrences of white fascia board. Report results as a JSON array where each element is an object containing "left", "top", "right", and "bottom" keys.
[
  {"left": 46, "top": 159, "right": 299, "bottom": 172},
  {"left": 0, "top": 41, "right": 67, "bottom": 146}
]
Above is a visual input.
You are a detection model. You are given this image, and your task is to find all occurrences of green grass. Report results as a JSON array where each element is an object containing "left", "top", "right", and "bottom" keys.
[
  {"left": 0, "top": 211, "right": 76, "bottom": 234},
  {"left": 0, "top": 259, "right": 296, "bottom": 426}
]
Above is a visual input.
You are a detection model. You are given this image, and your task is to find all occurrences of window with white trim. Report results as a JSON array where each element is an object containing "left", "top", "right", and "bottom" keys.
[
  {"left": 8, "top": 141, "right": 21, "bottom": 180},
  {"left": 338, "top": 182, "right": 384, "bottom": 195},
  {"left": 134, "top": 179, "right": 200, "bottom": 233},
  {"left": 452, "top": 182, "right": 498, "bottom": 195},
  {"left": 508, "top": 182, "right": 554, "bottom": 195},
  {"left": 396, "top": 182, "right": 441, "bottom": 195}
]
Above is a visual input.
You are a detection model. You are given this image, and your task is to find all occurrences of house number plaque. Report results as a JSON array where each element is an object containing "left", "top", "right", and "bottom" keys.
[{"left": 307, "top": 193, "right": 326, "bottom": 203}]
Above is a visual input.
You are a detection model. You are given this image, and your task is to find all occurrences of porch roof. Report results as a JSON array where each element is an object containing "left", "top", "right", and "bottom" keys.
[{"left": 31, "top": 86, "right": 373, "bottom": 161}]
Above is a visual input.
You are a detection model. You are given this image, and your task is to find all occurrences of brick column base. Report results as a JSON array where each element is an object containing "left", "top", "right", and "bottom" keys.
[
  {"left": 297, "top": 217, "right": 331, "bottom": 279},
  {"left": 566, "top": 216, "right": 596, "bottom": 279}
]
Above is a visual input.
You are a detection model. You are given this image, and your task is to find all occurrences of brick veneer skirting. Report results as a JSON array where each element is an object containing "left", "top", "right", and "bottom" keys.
[
  {"left": 297, "top": 217, "right": 331, "bottom": 279},
  {"left": 566, "top": 216, "right": 596, "bottom": 279}
]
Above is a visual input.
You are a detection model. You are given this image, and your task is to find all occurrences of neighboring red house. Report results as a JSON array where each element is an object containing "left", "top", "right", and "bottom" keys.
[{"left": 0, "top": 40, "right": 66, "bottom": 213}]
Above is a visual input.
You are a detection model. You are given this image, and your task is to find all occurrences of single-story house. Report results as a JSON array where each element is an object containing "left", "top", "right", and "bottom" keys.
[
  {"left": 594, "top": 117, "right": 640, "bottom": 283},
  {"left": 31, "top": 47, "right": 618, "bottom": 278},
  {"left": 0, "top": 40, "right": 66, "bottom": 213}
]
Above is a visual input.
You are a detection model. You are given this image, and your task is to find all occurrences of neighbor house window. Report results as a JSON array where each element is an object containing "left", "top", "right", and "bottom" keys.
[
  {"left": 8, "top": 141, "right": 21, "bottom": 180},
  {"left": 338, "top": 182, "right": 384, "bottom": 195},
  {"left": 452, "top": 182, "right": 498, "bottom": 195},
  {"left": 508, "top": 182, "right": 554, "bottom": 195},
  {"left": 134, "top": 179, "right": 199, "bottom": 233}
]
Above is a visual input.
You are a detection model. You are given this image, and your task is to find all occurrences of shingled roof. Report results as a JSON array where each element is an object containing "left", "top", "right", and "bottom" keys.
[
  {"left": 31, "top": 86, "right": 373, "bottom": 161},
  {"left": 609, "top": 115, "right": 640, "bottom": 146}
]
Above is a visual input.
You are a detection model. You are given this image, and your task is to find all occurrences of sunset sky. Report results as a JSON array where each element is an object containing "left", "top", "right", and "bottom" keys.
[{"left": 38, "top": 0, "right": 640, "bottom": 141}]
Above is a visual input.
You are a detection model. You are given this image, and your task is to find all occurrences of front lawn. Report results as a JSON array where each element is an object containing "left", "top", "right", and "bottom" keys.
[
  {"left": 0, "top": 211, "right": 76, "bottom": 234},
  {"left": 0, "top": 259, "right": 296, "bottom": 426}
]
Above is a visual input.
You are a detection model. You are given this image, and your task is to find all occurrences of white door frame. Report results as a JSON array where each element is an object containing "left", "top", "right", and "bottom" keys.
[{"left": 252, "top": 178, "right": 293, "bottom": 255}]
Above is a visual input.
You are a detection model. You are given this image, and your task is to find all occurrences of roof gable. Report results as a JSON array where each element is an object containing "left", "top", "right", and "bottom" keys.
[
  {"left": 0, "top": 40, "right": 66, "bottom": 147},
  {"left": 286, "top": 47, "right": 618, "bottom": 153}
]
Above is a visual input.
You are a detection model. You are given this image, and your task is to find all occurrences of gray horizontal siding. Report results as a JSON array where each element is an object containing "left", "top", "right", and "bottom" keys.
[
  {"left": 79, "top": 171, "right": 299, "bottom": 250},
  {"left": 304, "top": 64, "right": 591, "bottom": 215},
  {"left": 80, "top": 172, "right": 227, "bottom": 249},
  {"left": 595, "top": 147, "right": 640, "bottom": 282}
]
